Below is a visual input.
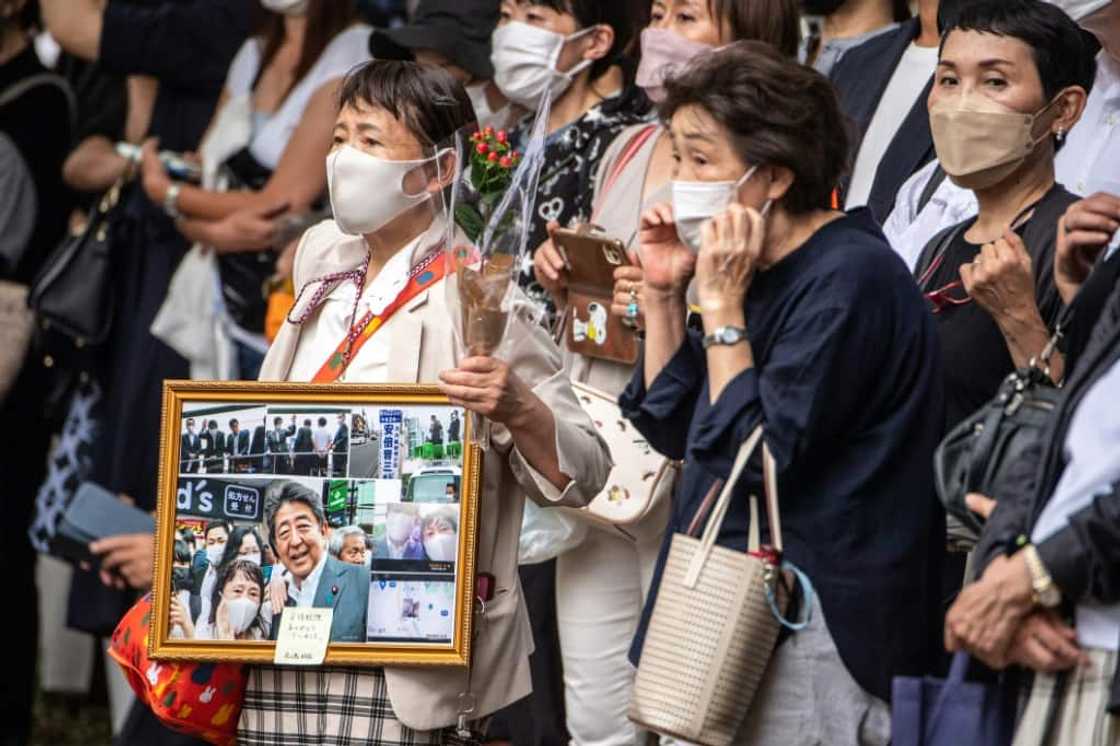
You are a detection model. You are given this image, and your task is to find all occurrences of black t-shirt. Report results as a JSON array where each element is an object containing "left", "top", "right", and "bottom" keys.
[
  {"left": 0, "top": 47, "right": 75, "bottom": 283},
  {"left": 924, "top": 185, "right": 1075, "bottom": 430}
]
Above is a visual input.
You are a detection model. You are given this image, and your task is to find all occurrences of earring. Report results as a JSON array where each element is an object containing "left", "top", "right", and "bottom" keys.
[{"left": 1056, "top": 127, "right": 1067, "bottom": 143}]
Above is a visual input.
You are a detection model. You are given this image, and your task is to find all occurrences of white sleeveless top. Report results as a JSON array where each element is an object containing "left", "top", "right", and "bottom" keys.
[{"left": 225, "top": 24, "right": 372, "bottom": 170}]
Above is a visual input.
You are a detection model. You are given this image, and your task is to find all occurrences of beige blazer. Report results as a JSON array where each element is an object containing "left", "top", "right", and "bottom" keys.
[{"left": 260, "top": 219, "right": 612, "bottom": 731}]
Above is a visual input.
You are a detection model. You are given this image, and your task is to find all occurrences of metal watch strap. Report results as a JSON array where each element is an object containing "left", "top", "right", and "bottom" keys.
[
  {"left": 1023, "top": 544, "right": 1061, "bottom": 608},
  {"left": 702, "top": 325, "right": 748, "bottom": 349}
]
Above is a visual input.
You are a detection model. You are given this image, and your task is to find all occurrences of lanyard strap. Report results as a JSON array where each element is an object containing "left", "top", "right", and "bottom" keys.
[{"left": 311, "top": 249, "right": 447, "bottom": 383}]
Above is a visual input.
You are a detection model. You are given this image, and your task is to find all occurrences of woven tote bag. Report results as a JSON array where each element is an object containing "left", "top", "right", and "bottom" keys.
[{"left": 629, "top": 426, "right": 789, "bottom": 746}]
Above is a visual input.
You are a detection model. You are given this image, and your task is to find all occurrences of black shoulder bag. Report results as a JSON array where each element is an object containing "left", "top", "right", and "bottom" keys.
[
  {"left": 28, "top": 174, "right": 129, "bottom": 371},
  {"left": 933, "top": 325, "right": 1066, "bottom": 537}
]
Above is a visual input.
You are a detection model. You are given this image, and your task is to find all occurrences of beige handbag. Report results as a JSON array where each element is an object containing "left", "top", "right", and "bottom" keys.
[
  {"left": 569, "top": 380, "right": 678, "bottom": 543},
  {"left": 0, "top": 280, "right": 34, "bottom": 404},
  {"left": 629, "top": 425, "right": 790, "bottom": 746}
]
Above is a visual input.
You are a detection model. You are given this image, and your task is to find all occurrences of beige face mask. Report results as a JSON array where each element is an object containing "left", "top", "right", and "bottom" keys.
[{"left": 929, "top": 91, "right": 1061, "bottom": 191}]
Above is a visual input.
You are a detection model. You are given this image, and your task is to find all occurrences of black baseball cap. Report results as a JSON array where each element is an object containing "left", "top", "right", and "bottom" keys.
[{"left": 369, "top": 0, "right": 500, "bottom": 80}]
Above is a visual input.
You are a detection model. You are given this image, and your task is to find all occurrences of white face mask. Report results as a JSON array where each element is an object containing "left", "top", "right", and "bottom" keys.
[
  {"left": 387, "top": 513, "right": 414, "bottom": 544},
  {"left": 205, "top": 543, "right": 225, "bottom": 566},
  {"left": 466, "top": 83, "right": 498, "bottom": 129},
  {"left": 241, "top": 552, "right": 262, "bottom": 566},
  {"left": 326, "top": 145, "right": 440, "bottom": 236},
  {"left": 260, "top": 0, "right": 308, "bottom": 15},
  {"left": 224, "top": 596, "right": 260, "bottom": 635},
  {"left": 424, "top": 532, "right": 458, "bottom": 563},
  {"left": 490, "top": 21, "right": 597, "bottom": 109},
  {"left": 672, "top": 165, "right": 767, "bottom": 253}
]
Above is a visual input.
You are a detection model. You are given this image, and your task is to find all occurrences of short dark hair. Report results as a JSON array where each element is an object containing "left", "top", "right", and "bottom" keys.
[
  {"left": 531, "top": 0, "right": 648, "bottom": 84},
  {"left": 318, "top": 417, "right": 327, "bottom": 427},
  {"left": 338, "top": 60, "right": 475, "bottom": 152},
  {"left": 208, "top": 420, "right": 218, "bottom": 429},
  {"left": 274, "top": 416, "right": 283, "bottom": 426},
  {"left": 217, "top": 526, "right": 263, "bottom": 572},
  {"left": 208, "top": 559, "right": 265, "bottom": 628},
  {"left": 709, "top": 0, "right": 800, "bottom": 57},
  {"left": 263, "top": 480, "right": 327, "bottom": 545},
  {"left": 229, "top": 419, "right": 239, "bottom": 428},
  {"left": 944, "top": 0, "right": 1097, "bottom": 99},
  {"left": 203, "top": 520, "right": 230, "bottom": 540},
  {"left": 186, "top": 417, "right": 195, "bottom": 425},
  {"left": 304, "top": 419, "right": 312, "bottom": 427},
  {"left": 659, "top": 41, "right": 849, "bottom": 215}
]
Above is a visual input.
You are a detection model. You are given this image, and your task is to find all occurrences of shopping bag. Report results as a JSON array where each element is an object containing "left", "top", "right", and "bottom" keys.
[{"left": 891, "top": 652, "right": 1016, "bottom": 746}]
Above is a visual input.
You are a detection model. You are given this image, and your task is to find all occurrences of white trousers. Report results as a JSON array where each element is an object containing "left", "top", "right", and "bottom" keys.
[{"left": 556, "top": 524, "right": 664, "bottom": 746}]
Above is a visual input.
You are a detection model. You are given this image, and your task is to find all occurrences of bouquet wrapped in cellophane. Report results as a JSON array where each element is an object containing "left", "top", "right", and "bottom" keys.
[{"left": 444, "top": 100, "right": 550, "bottom": 443}]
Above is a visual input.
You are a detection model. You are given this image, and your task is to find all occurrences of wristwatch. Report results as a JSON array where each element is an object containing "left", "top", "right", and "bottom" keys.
[
  {"left": 1022, "top": 544, "right": 1062, "bottom": 608},
  {"left": 702, "top": 325, "right": 748, "bottom": 349},
  {"left": 163, "top": 183, "right": 182, "bottom": 220}
]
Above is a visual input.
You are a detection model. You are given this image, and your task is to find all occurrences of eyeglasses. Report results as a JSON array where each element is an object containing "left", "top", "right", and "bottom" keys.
[{"left": 924, "top": 280, "right": 972, "bottom": 315}]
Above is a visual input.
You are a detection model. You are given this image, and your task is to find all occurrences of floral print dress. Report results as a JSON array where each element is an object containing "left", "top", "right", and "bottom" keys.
[{"left": 512, "top": 84, "right": 651, "bottom": 320}]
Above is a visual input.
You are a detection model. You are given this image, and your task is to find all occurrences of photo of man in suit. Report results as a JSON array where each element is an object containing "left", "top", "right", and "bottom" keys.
[
  {"left": 264, "top": 481, "right": 368, "bottom": 642},
  {"left": 266, "top": 416, "right": 291, "bottom": 475},
  {"left": 291, "top": 417, "right": 315, "bottom": 476},
  {"left": 201, "top": 420, "right": 226, "bottom": 473},
  {"left": 249, "top": 418, "right": 267, "bottom": 473},
  {"left": 447, "top": 410, "right": 460, "bottom": 444},
  {"left": 180, "top": 418, "right": 202, "bottom": 473},
  {"left": 331, "top": 413, "right": 349, "bottom": 477},
  {"left": 227, "top": 418, "right": 251, "bottom": 473},
  {"left": 428, "top": 415, "right": 443, "bottom": 446}
]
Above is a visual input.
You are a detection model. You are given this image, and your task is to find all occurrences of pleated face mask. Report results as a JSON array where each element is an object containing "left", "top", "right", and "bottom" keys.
[{"left": 672, "top": 165, "right": 771, "bottom": 253}]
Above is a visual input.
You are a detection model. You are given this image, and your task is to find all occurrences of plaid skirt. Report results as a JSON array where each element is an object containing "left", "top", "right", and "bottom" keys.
[
  {"left": 1012, "top": 649, "right": 1119, "bottom": 746},
  {"left": 238, "top": 667, "right": 484, "bottom": 746}
]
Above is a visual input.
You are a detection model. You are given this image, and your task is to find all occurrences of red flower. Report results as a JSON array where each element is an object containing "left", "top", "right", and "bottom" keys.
[
  {"left": 476, "top": 142, "right": 488, "bottom": 155},
  {"left": 496, "top": 130, "right": 508, "bottom": 144},
  {"left": 487, "top": 151, "right": 499, "bottom": 163},
  {"left": 512, "top": 151, "right": 522, "bottom": 161},
  {"left": 484, "top": 126, "right": 494, "bottom": 136},
  {"left": 499, "top": 155, "right": 513, "bottom": 168}
]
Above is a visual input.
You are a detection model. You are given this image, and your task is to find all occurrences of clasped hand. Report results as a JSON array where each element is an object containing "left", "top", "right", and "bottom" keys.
[
  {"left": 438, "top": 356, "right": 540, "bottom": 428},
  {"left": 960, "top": 229, "right": 1039, "bottom": 328}
]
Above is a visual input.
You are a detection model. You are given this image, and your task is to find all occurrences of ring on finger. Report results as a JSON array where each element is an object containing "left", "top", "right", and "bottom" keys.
[{"left": 626, "top": 301, "right": 640, "bottom": 319}]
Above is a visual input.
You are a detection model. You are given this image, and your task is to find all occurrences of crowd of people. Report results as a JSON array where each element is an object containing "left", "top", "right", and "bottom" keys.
[
  {"left": 3, "top": 0, "right": 1120, "bottom": 745},
  {"left": 179, "top": 413, "right": 350, "bottom": 476}
]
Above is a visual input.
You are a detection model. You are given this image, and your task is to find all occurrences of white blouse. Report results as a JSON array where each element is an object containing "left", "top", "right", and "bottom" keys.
[
  {"left": 287, "top": 221, "right": 444, "bottom": 383},
  {"left": 225, "top": 24, "right": 372, "bottom": 170}
]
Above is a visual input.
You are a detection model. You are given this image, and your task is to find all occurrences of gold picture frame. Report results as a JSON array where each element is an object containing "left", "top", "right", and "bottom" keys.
[{"left": 150, "top": 380, "right": 481, "bottom": 667}]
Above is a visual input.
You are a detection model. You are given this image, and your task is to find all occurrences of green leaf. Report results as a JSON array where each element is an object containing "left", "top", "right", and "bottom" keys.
[{"left": 454, "top": 203, "right": 485, "bottom": 244}]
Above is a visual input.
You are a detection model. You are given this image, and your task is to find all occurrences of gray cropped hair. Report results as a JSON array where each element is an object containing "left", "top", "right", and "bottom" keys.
[
  {"left": 263, "top": 480, "right": 326, "bottom": 545},
  {"left": 328, "top": 525, "right": 367, "bottom": 557}
]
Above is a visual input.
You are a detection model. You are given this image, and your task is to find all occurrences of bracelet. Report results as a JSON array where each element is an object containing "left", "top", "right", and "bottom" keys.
[{"left": 163, "top": 183, "right": 182, "bottom": 220}]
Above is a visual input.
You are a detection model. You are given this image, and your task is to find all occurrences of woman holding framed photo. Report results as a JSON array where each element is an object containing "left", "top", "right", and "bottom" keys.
[{"left": 250, "top": 59, "right": 611, "bottom": 744}]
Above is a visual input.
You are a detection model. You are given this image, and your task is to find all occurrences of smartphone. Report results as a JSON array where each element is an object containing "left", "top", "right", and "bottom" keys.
[
  {"left": 551, "top": 227, "right": 630, "bottom": 290},
  {"left": 116, "top": 142, "right": 203, "bottom": 183}
]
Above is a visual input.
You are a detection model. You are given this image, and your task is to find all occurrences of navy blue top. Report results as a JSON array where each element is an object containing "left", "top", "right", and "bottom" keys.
[{"left": 620, "top": 210, "right": 946, "bottom": 701}]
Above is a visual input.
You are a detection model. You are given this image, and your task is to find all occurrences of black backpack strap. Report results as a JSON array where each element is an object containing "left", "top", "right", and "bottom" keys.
[
  {"left": 0, "top": 73, "right": 77, "bottom": 145},
  {"left": 917, "top": 165, "right": 947, "bottom": 214}
]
